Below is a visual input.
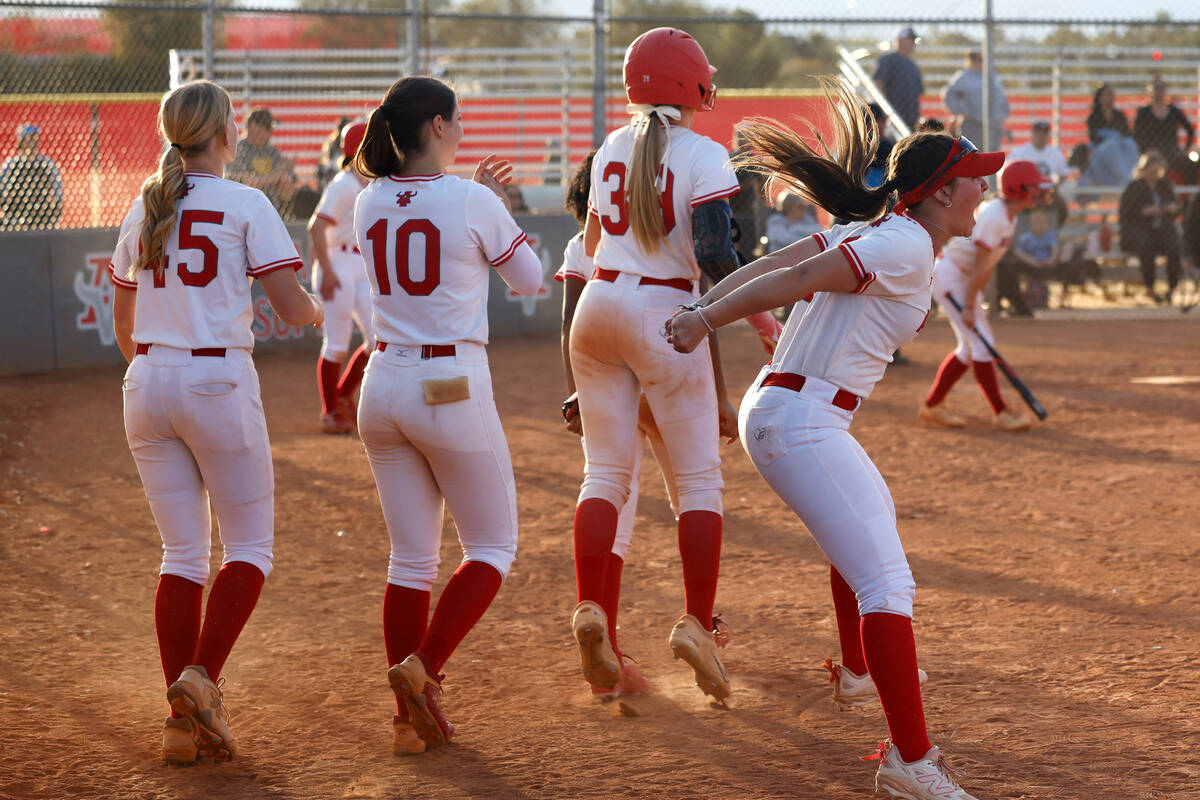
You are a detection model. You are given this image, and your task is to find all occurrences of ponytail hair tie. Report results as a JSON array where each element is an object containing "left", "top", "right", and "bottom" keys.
[{"left": 169, "top": 142, "right": 182, "bottom": 150}]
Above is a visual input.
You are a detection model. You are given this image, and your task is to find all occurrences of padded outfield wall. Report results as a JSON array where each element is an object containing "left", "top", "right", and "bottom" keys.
[{"left": 1, "top": 213, "right": 578, "bottom": 376}]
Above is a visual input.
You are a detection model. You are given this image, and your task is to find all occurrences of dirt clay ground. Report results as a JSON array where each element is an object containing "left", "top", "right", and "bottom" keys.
[{"left": 2, "top": 317, "right": 1200, "bottom": 800}]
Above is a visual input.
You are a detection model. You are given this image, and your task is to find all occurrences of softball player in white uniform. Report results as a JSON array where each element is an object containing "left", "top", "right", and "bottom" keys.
[
  {"left": 668, "top": 80, "right": 1003, "bottom": 800},
  {"left": 347, "top": 76, "right": 542, "bottom": 755},
  {"left": 920, "top": 160, "right": 1051, "bottom": 431},
  {"left": 309, "top": 120, "right": 373, "bottom": 433},
  {"left": 109, "top": 80, "right": 322, "bottom": 765},
  {"left": 569, "top": 27, "right": 744, "bottom": 705}
]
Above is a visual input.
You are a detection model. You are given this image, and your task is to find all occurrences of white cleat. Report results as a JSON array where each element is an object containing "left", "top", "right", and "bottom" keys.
[
  {"left": 824, "top": 659, "right": 928, "bottom": 710},
  {"left": 872, "top": 740, "right": 979, "bottom": 800}
]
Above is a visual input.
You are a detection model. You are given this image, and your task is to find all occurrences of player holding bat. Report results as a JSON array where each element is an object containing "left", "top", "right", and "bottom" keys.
[{"left": 918, "top": 159, "right": 1051, "bottom": 431}]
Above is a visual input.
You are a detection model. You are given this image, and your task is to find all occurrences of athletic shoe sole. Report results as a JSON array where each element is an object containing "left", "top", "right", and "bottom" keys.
[
  {"left": 166, "top": 683, "right": 235, "bottom": 762},
  {"left": 388, "top": 664, "right": 447, "bottom": 748},
  {"left": 572, "top": 604, "right": 620, "bottom": 690},
  {"left": 670, "top": 633, "right": 731, "bottom": 701}
]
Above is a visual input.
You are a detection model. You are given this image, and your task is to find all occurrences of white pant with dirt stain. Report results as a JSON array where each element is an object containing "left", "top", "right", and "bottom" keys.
[
  {"left": 739, "top": 366, "right": 915, "bottom": 617},
  {"left": 569, "top": 272, "right": 723, "bottom": 517},
  {"left": 357, "top": 341, "right": 518, "bottom": 591},
  {"left": 122, "top": 346, "right": 275, "bottom": 585}
]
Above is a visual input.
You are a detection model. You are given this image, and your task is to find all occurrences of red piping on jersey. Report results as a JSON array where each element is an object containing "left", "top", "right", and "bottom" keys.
[
  {"left": 387, "top": 173, "right": 444, "bottom": 182},
  {"left": 249, "top": 258, "right": 303, "bottom": 277},
  {"left": 490, "top": 232, "right": 528, "bottom": 267},
  {"left": 690, "top": 186, "right": 741, "bottom": 208},
  {"left": 315, "top": 212, "right": 336, "bottom": 225},
  {"left": 183, "top": 171, "right": 221, "bottom": 179},
  {"left": 837, "top": 242, "right": 877, "bottom": 295},
  {"left": 108, "top": 262, "right": 137, "bottom": 289},
  {"left": 813, "top": 232, "right": 828, "bottom": 251}
]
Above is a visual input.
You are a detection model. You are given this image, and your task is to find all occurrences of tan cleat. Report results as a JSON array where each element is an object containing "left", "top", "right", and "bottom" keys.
[
  {"left": 668, "top": 613, "right": 731, "bottom": 702},
  {"left": 993, "top": 408, "right": 1032, "bottom": 431},
  {"left": 571, "top": 601, "right": 621, "bottom": 690},
  {"left": 162, "top": 716, "right": 198, "bottom": 765},
  {"left": 167, "top": 665, "right": 237, "bottom": 761},
  {"left": 917, "top": 402, "right": 966, "bottom": 428},
  {"left": 388, "top": 655, "right": 454, "bottom": 748},
  {"left": 391, "top": 714, "right": 427, "bottom": 756}
]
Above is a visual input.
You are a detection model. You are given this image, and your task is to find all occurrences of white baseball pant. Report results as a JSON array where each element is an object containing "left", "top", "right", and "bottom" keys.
[
  {"left": 603, "top": 398, "right": 679, "bottom": 559},
  {"left": 122, "top": 346, "right": 275, "bottom": 585},
  {"left": 570, "top": 273, "right": 723, "bottom": 516},
  {"left": 358, "top": 342, "right": 518, "bottom": 591},
  {"left": 931, "top": 258, "right": 994, "bottom": 363},
  {"left": 318, "top": 248, "right": 374, "bottom": 360},
  {"left": 739, "top": 367, "right": 915, "bottom": 618}
]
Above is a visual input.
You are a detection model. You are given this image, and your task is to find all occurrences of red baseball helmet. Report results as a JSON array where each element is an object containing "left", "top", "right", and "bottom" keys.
[
  {"left": 623, "top": 28, "right": 717, "bottom": 111},
  {"left": 341, "top": 120, "right": 367, "bottom": 161},
  {"left": 999, "top": 159, "right": 1053, "bottom": 203}
]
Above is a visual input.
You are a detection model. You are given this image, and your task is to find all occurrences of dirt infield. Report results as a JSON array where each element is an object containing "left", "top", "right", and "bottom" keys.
[{"left": 2, "top": 316, "right": 1199, "bottom": 800}]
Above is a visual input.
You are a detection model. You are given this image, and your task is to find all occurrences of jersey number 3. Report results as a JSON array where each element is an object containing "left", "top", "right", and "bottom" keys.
[
  {"left": 365, "top": 218, "right": 441, "bottom": 296},
  {"left": 599, "top": 162, "right": 675, "bottom": 236}
]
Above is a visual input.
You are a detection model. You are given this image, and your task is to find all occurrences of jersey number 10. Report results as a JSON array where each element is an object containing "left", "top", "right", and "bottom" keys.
[{"left": 365, "top": 218, "right": 441, "bottom": 296}]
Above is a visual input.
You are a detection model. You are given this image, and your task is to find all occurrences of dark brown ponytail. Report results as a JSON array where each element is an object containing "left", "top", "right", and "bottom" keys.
[{"left": 353, "top": 76, "right": 457, "bottom": 180}]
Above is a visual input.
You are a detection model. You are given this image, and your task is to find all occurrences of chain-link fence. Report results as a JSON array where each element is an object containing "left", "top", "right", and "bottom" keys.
[{"left": 1, "top": 1, "right": 1198, "bottom": 233}]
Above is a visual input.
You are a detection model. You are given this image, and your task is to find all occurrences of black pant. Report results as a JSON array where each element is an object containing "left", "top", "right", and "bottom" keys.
[
  {"left": 1134, "top": 232, "right": 1182, "bottom": 292},
  {"left": 998, "top": 253, "right": 1101, "bottom": 314}
]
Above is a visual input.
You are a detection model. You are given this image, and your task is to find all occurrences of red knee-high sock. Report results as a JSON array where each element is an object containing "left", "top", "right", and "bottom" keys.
[
  {"left": 972, "top": 360, "right": 1007, "bottom": 414},
  {"left": 924, "top": 352, "right": 969, "bottom": 407},
  {"left": 192, "top": 561, "right": 265, "bottom": 682},
  {"left": 337, "top": 345, "right": 370, "bottom": 398},
  {"left": 318, "top": 357, "right": 342, "bottom": 414},
  {"left": 678, "top": 510, "right": 721, "bottom": 626},
  {"left": 829, "top": 566, "right": 867, "bottom": 675},
  {"left": 574, "top": 498, "right": 618, "bottom": 603},
  {"left": 600, "top": 552, "right": 625, "bottom": 659},
  {"left": 155, "top": 575, "right": 204, "bottom": 694},
  {"left": 861, "top": 612, "right": 931, "bottom": 763},
  {"left": 417, "top": 561, "right": 503, "bottom": 675},
  {"left": 384, "top": 583, "right": 431, "bottom": 715}
]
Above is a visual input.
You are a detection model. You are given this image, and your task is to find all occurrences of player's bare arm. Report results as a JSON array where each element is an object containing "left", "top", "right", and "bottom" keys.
[
  {"left": 669, "top": 247, "right": 859, "bottom": 353},
  {"left": 112, "top": 284, "right": 136, "bottom": 363},
  {"left": 306, "top": 215, "right": 341, "bottom": 301},
  {"left": 260, "top": 268, "right": 323, "bottom": 327},
  {"left": 698, "top": 235, "right": 822, "bottom": 307}
]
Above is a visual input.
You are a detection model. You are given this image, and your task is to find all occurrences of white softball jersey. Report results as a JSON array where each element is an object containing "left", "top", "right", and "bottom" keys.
[
  {"left": 354, "top": 173, "right": 532, "bottom": 346},
  {"left": 771, "top": 212, "right": 936, "bottom": 399},
  {"left": 313, "top": 169, "right": 366, "bottom": 253},
  {"left": 938, "top": 196, "right": 1015, "bottom": 273},
  {"left": 587, "top": 124, "right": 739, "bottom": 282},
  {"left": 554, "top": 231, "right": 590, "bottom": 282},
  {"left": 109, "top": 172, "right": 303, "bottom": 350}
]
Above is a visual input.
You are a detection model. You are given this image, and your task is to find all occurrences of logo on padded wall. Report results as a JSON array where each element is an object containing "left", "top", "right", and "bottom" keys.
[
  {"left": 75, "top": 253, "right": 116, "bottom": 347},
  {"left": 504, "top": 232, "right": 550, "bottom": 316}
]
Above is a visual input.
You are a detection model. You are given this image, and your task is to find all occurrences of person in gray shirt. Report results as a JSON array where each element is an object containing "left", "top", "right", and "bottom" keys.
[
  {"left": 226, "top": 107, "right": 296, "bottom": 216},
  {"left": 873, "top": 27, "right": 923, "bottom": 131},
  {"left": 943, "top": 51, "right": 1010, "bottom": 148}
]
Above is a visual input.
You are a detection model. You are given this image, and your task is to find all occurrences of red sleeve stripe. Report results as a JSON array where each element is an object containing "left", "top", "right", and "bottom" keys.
[
  {"left": 249, "top": 258, "right": 303, "bottom": 277},
  {"left": 974, "top": 240, "right": 993, "bottom": 252},
  {"left": 315, "top": 212, "right": 336, "bottom": 225},
  {"left": 853, "top": 272, "right": 877, "bottom": 294},
  {"left": 108, "top": 263, "right": 138, "bottom": 288},
  {"left": 249, "top": 256, "right": 303, "bottom": 274},
  {"left": 838, "top": 242, "right": 867, "bottom": 280},
  {"left": 813, "top": 232, "right": 828, "bottom": 251},
  {"left": 690, "top": 186, "right": 741, "bottom": 208},
  {"left": 490, "top": 232, "right": 528, "bottom": 267}
]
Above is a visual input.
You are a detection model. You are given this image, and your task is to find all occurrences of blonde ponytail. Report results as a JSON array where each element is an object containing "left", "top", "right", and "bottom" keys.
[
  {"left": 628, "top": 113, "right": 668, "bottom": 253},
  {"left": 133, "top": 80, "right": 232, "bottom": 277}
]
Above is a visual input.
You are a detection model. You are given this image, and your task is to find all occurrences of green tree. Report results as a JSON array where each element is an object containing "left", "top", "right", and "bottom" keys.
[{"left": 102, "top": 5, "right": 201, "bottom": 91}]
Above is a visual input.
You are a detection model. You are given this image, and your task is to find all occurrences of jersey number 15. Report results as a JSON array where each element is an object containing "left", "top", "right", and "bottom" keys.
[{"left": 365, "top": 218, "right": 441, "bottom": 296}]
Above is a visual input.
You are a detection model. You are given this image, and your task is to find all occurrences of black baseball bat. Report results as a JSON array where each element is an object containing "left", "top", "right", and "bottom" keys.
[{"left": 944, "top": 293, "right": 1048, "bottom": 421}]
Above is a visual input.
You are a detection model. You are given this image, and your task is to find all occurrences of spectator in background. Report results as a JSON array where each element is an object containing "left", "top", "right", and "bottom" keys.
[
  {"left": 915, "top": 116, "right": 945, "bottom": 133},
  {"left": 942, "top": 50, "right": 1010, "bottom": 147},
  {"left": 1009, "top": 121, "right": 1069, "bottom": 182},
  {"left": 729, "top": 126, "right": 771, "bottom": 262},
  {"left": 1119, "top": 151, "right": 1183, "bottom": 304},
  {"left": 997, "top": 208, "right": 1058, "bottom": 317},
  {"left": 316, "top": 115, "right": 352, "bottom": 191},
  {"left": 865, "top": 102, "right": 896, "bottom": 188},
  {"left": 1133, "top": 77, "right": 1196, "bottom": 184},
  {"left": 872, "top": 26, "right": 923, "bottom": 131},
  {"left": 765, "top": 191, "right": 822, "bottom": 254},
  {"left": 505, "top": 182, "right": 529, "bottom": 213},
  {"left": 226, "top": 107, "right": 297, "bottom": 217},
  {"left": 1081, "top": 82, "right": 1138, "bottom": 189},
  {"left": 1184, "top": 191, "right": 1200, "bottom": 270},
  {"left": 0, "top": 123, "right": 63, "bottom": 231}
]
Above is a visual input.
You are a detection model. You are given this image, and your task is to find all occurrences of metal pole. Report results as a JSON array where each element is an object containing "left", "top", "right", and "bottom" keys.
[
  {"left": 981, "top": 0, "right": 994, "bottom": 154},
  {"left": 1051, "top": 60, "right": 1061, "bottom": 150},
  {"left": 408, "top": 0, "right": 420, "bottom": 76},
  {"left": 203, "top": 0, "right": 215, "bottom": 81},
  {"left": 592, "top": 0, "right": 606, "bottom": 148}
]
